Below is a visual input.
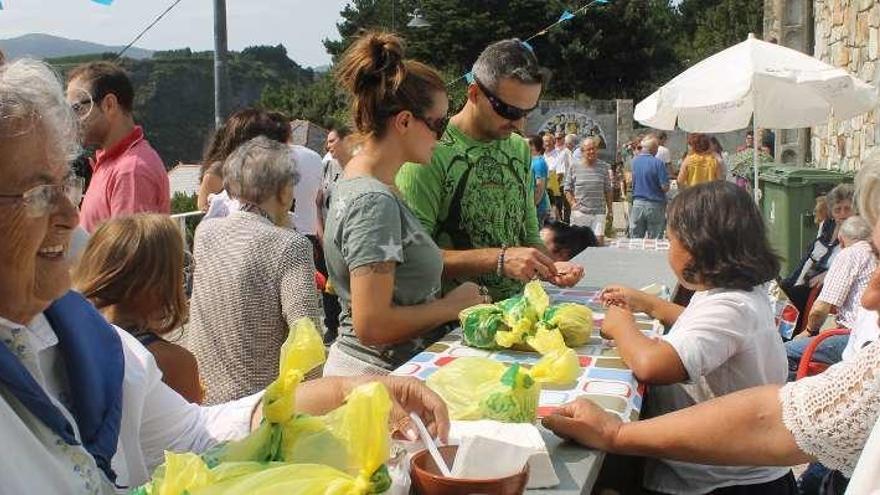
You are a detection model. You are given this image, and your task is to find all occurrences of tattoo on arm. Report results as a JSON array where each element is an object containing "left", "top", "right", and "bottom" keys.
[{"left": 351, "top": 262, "right": 396, "bottom": 277}]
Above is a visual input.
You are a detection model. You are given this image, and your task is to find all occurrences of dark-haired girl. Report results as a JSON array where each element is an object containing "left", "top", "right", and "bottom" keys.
[
  {"left": 322, "top": 32, "right": 484, "bottom": 376},
  {"left": 598, "top": 181, "right": 794, "bottom": 494}
]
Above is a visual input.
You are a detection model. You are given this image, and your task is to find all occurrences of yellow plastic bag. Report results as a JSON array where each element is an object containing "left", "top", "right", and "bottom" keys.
[
  {"left": 281, "top": 381, "right": 391, "bottom": 487},
  {"left": 426, "top": 350, "right": 579, "bottom": 423},
  {"left": 541, "top": 303, "right": 594, "bottom": 347},
  {"left": 137, "top": 318, "right": 393, "bottom": 495},
  {"left": 263, "top": 318, "right": 326, "bottom": 424},
  {"left": 142, "top": 453, "right": 373, "bottom": 495}
]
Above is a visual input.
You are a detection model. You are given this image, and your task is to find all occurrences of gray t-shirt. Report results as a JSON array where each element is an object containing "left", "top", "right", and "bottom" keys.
[
  {"left": 323, "top": 176, "right": 447, "bottom": 370},
  {"left": 565, "top": 159, "right": 612, "bottom": 215}
]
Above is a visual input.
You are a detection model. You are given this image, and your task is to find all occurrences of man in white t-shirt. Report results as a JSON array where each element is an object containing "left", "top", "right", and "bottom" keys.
[
  {"left": 290, "top": 144, "right": 323, "bottom": 236},
  {"left": 554, "top": 131, "right": 574, "bottom": 223},
  {"left": 654, "top": 131, "right": 672, "bottom": 169}
]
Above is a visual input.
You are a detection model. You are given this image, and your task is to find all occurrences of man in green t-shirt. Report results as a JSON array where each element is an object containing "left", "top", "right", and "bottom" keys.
[{"left": 396, "top": 39, "right": 584, "bottom": 300}]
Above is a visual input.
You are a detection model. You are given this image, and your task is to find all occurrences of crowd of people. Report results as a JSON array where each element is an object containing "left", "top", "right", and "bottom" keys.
[{"left": 1, "top": 28, "right": 879, "bottom": 495}]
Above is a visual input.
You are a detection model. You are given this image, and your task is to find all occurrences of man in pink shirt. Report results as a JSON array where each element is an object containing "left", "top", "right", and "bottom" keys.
[{"left": 66, "top": 61, "right": 170, "bottom": 233}]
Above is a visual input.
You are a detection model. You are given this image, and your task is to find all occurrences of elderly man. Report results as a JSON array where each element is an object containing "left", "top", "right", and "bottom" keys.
[
  {"left": 396, "top": 39, "right": 583, "bottom": 301},
  {"left": 0, "top": 59, "right": 448, "bottom": 493},
  {"left": 784, "top": 215, "right": 878, "bottom": 381},
  {"left": 782, "top": 183, "right": 856, "bottom": 330},
  {"left": 66, "top": 61, "right": 169, "bottom": 233},
  {"left": 630, "top": 135, "right": 670, "bottom": 239},
  {"left": 565, "top": 137, "right": 613, "bottom": 245}
]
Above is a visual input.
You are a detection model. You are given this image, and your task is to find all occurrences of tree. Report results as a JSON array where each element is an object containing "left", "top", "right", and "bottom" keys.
[
  {"left": 322, "top": 0, "right": 685, "bottom": 101},
  {"left": 675, "top": 0, "right": 764, "bottom": 66},
  {"left": 261, "top": 72, "right": 349, "bottom": 130}
]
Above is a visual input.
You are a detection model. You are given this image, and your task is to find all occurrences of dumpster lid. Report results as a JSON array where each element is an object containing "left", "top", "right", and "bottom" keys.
[{"left": 759, "top": 165, "right": 851, "bottom": 186}]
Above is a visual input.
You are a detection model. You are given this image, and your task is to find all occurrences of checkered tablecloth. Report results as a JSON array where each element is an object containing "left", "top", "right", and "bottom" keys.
[{"left": 393, "top": 286, "right": 663, "bottom": 422}]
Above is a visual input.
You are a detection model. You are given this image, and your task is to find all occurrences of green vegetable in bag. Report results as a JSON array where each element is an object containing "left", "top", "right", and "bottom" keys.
[
  {"left": 459, "top": 304, "right": 509, "bottom": 349},
  {"left": 541, "top": 303, "right": 594, "bottom": 347}
]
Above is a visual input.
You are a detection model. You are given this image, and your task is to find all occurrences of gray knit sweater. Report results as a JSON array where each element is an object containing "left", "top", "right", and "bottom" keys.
[{"left": 185, "top": 210, "right": 321, "bottom": 404}]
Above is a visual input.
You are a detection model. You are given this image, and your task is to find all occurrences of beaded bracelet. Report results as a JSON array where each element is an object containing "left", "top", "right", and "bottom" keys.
[{"left": 496, "top": 244, "right": 508, "bottom": 277}]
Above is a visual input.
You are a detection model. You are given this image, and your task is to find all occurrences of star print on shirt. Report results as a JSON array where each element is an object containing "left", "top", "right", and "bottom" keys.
[
  {"left": 379, "top": 236, "right": 404, "bottom": 262},
  {"left": 402, "top": 230, "right": 421, "bottom": 246}
]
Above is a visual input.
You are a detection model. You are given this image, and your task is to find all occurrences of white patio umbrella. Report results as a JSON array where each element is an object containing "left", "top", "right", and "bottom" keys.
[{"left": 635, "top": 33, "right": 878, "bottom": 199}]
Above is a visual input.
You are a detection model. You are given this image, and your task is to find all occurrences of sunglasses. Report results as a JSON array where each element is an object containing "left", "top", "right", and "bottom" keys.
[
  {"left": 473, "top": 75, "right": 538, "bottom": 121},
  {"left": 0, "top": 175, "right": 84, "bottom": 218},
  {"left": 414, "top": 114, "right": 449, "bottom": 140}
]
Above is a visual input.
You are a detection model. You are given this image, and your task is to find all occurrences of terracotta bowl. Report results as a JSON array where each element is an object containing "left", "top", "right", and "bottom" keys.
[{"left": 410, "top": 445, "right": 529, "bottom": 495}]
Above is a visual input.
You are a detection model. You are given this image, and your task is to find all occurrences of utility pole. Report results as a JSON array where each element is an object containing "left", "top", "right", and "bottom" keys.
[{"left": 213, "top": 0, "right": 229, "bottom": 128}]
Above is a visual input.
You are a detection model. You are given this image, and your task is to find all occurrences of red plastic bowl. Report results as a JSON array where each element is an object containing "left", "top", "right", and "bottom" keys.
[{"left": 410, "top": 445, "right": 529, "bottom": 495}]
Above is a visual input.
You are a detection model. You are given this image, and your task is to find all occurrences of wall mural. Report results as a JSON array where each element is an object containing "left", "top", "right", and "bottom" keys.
[{"left": 537, "top": 111, "right": 607, "bottom": 149}]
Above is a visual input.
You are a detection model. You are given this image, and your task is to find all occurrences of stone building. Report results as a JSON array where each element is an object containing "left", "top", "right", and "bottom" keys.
[{"left": 765, "top": 0, "right": 880, "bottom": 171}]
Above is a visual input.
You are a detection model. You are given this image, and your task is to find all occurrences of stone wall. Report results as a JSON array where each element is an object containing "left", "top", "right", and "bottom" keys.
[
  {"left": 811, "top": 0, "right": 880, "bottom": 171},
  {"left": 763, "top": 0, "right": 880, "bottom": 170}
]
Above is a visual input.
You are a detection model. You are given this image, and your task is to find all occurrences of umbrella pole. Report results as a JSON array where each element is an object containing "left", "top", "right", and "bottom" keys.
[{"left": 753, "top": 119, "right": 760, "bottom": 202}]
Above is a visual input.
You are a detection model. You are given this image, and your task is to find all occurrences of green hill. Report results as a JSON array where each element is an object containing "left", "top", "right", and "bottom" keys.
[{"left": 49, "top": 44, "right": 314, "bottom": 168}]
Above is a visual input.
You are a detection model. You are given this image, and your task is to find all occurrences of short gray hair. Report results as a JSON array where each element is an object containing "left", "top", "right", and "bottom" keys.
[
  {"left": 223, "top": 136, "right": 299, "bottom": 204},
  {"left": 839, "top": 215, "right": 872, "bottom": 243},
  {"left": 856, "top": 149, "right": 880, "bottom": 226},
  {"left": 0, "top": 58, "right": 80, "bottom": 162},
  {"left": 827, "top": 183, "right": 855, "bottom": 214},
  {"left": 472, "top": 39, "right": 543, "bottom": 91},
  {"left": 581, "top": 136, "right": 599, "bottom": 148},
  {"left": 564, "top": 133, "right": 578, "bottom": 147},
  {"left": 641, "top": 136, "right": 659, "bottom": 151}
]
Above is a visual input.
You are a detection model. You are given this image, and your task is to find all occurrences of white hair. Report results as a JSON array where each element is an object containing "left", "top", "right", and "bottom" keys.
[
  {"left": 641, "top": 136, "right": 659, "bottom": 151},
  {"left": 839, "top": 215, "right": 872, "bottom": 243},
  {"left": 223, "top": 136, "right": 299, "bottom": 204},
  {"left": 0, "top": 58, "right": 80, "bottom": 162},
  {"left": 580, "top": 136, "right": 599, "bottom": 148},
  {"left": 856, "top": 149, "right": 880, "bottom": 227},
  {"left": 564, "top": 133, "right": 578, "bottom": 147}
]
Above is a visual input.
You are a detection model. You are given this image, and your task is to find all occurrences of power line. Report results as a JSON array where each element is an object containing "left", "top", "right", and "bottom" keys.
[{"left": 115, "top": 0, "right": 186, "bottom": 59}]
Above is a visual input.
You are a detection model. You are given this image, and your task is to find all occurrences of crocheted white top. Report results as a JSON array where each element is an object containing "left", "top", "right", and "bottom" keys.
[{"left": 779, "top": 340, "right": 880, "bottom": 476}]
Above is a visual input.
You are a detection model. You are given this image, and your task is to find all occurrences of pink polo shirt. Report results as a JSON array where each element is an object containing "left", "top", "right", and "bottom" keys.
[{"left": 79, "top": 126, "right": 170, "bottom": 233}]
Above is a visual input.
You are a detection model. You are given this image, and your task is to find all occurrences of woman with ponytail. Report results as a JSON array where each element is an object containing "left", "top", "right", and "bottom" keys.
[{"left": 323, "top": 32, "right": 485, "bottom": 376}]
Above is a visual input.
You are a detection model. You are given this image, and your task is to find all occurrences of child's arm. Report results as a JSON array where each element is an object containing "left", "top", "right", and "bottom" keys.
[
  {"left": 600, "top": 285, "right": 685, "bottom": 326},
  {"left": 601, "top": 305, "right": 688, "bottom": 384}
]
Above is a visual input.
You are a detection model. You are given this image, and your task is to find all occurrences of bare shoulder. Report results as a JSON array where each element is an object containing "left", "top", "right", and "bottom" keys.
[{"left": 147, "top": 340, "right": 204, "bottom": 403}]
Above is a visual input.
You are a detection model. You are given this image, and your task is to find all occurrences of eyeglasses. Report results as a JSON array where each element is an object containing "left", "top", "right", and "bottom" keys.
[
  {"left": 414, "top": 114, "right": 449, "bottom": 140},
  {"left": 473, "top": 75, "right": 538, "bottom": 121},
  {"left": 0, "top": 175, "right": 84, "bottom": 217},
  {"left": 70, "top": 98, "right": 94, "bottom": 115}
]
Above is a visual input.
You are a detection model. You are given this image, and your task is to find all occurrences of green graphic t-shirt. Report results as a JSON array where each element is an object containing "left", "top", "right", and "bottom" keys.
[{"left": 396, "top": 123, "right": 543, "bottom": 301}]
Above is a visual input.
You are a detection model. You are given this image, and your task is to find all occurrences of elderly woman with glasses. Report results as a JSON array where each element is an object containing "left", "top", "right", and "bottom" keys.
[
  {"left": 184, "top": 136, "right": 324, "bottom": 405},
  {"left": 0, "top": 58, "right": 449, "bottom": 493}
]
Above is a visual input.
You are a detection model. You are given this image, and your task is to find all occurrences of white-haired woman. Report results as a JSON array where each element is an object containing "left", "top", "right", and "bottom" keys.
[
  {"left": 0, "top": 58, "right": 449, "bottom": 493},
  {"left": 543, "top": 153, "right": 880, "bottom": 493},
  {"left": 185, "top": 136, "right": 324, "bottom": 405}
]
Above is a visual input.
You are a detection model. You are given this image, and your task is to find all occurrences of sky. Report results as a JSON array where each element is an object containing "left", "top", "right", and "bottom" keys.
[{"left": 0, "top": 0, "right": 351, "bottom": 67}]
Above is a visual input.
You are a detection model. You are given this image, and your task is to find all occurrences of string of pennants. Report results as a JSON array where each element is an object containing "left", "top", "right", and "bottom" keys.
[{"left": 451, "top": 0, "right": 611, "bottom": 86}]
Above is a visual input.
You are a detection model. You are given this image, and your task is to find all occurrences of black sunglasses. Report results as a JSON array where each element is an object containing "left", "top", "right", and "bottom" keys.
[
  {"left": 473, "top": 75, "right": 537, "bottom": 121},
  {"left": 414, "top": 114, "right": 449, "bottom": 140}
]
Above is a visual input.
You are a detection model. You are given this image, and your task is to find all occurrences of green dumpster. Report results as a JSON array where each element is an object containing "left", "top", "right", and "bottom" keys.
[{"left": 759, "top": 165, "right": 853, "bottom": 276}]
